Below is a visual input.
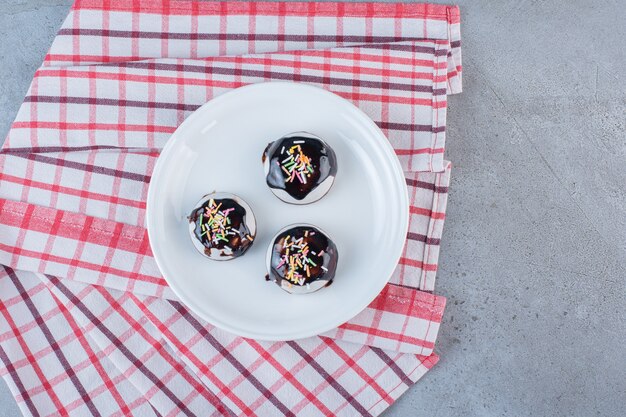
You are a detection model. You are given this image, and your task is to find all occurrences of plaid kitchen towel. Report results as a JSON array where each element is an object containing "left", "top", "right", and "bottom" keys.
[
  {"left": 7, "top": 0, "right": 462, "bottom": 173},
  {"left": 1, "top": 267, "right": 440, "bottom": 417},
  {"left": 0, "top": 1, "right": 461, "bottom": 416}
]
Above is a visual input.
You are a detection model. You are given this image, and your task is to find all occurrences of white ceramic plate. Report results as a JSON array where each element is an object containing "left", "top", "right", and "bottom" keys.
[{"left": 147, "top": 82, "right": 408, "bottom": 341}]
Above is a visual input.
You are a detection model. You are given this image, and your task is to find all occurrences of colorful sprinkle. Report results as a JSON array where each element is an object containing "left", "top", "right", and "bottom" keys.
[
  {"left": 199, "top": 199, "right": 244, "bottom": 246},
  {"left": 280, "top": 143, "right": 314, "bottom": 184},
  {"left": 278, "top": 232, "right": 324, "bottom": 285}
]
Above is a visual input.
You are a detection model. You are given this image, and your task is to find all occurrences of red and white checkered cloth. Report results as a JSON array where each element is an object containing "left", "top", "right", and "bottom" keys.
[{"left": 0, "top": 1, "right": 461, "bottom": 416}]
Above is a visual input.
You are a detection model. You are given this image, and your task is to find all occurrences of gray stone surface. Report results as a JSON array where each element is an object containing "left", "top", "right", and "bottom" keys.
[{"left": 0, "top": 0, "right": 624, "bottom": 416}]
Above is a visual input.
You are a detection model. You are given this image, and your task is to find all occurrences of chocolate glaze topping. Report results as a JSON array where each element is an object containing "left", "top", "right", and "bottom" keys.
[
  {"left": 269, "top": 226, "right": 338, "bottom": 291},
  {"left": 263, "top": 135, "right": 337, "bottom": 201},
  {"left": 188, "top": 197, "right": 254, "bottom": 259}
]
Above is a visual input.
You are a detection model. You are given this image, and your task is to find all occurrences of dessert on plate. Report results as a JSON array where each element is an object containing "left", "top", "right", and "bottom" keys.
[
  {"left": 188, "top": 192, "right": 256, "bottom": 260},
  {"left": 262, "top": 132, "right": 337, "bottom": 204},
  {"left": 266, "top": 224, "right": 338, "bottom": 294}
]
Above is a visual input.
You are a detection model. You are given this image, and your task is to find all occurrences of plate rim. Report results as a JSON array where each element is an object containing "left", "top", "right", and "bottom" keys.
[{"left": 147, "top": 81, "right": 409, "bottom": 340}]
